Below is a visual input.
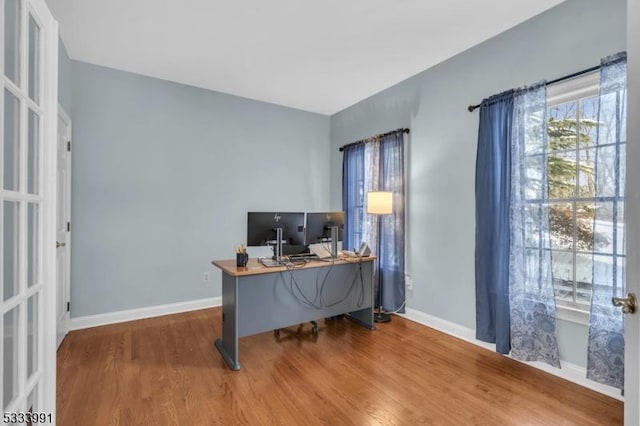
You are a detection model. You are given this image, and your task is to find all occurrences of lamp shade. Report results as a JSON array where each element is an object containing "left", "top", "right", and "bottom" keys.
[{"left": 367, "top": 191, "right": 393, "bottom": 215}]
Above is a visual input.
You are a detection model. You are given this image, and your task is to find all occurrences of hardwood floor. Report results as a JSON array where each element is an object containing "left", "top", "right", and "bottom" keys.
[{"left": 57, "top": 308, "right": 623, "bottom": 425}]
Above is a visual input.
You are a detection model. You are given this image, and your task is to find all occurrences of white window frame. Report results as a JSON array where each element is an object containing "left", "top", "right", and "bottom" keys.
[{"left": 546, "top": 71, "right": 601, "bottom": 325}]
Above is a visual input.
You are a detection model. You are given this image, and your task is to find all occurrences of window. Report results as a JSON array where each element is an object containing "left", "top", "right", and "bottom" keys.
[
  {"left": 341, "top": 131, "right": 407, "bottom": 313},
  {"left": 546, "top": 72, "right": 625, "bottom": 316}
]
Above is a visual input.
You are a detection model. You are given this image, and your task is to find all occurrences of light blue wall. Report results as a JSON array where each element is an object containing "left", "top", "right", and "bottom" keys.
[
  {"left": 58, "top": 38, "right": 72, "bottom": 113},
  {"left": 65, "top": 0, "right": 626, "bottom": 367},
  {"left": 329, "top": 0, "right": 627, "bottom": 367},
  {"left": 69, "top": 61, "right": 330, "bottom": 317}
]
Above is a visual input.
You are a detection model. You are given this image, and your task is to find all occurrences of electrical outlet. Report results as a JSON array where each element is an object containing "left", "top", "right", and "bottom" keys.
[
  {"left": 405, "top": 274, "right": 414, "bottom": 291},
  {"left": 203, "top": 272, "right": 210, "bottom": 282}
]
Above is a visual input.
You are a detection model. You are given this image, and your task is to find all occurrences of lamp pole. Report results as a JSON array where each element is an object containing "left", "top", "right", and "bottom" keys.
[{"left": 367, "top": 191, "right": 393, "bottom": 323}]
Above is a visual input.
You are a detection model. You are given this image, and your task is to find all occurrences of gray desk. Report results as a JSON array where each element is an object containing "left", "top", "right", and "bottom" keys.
[{"left": 211, "top": 257, "right": 376, "bottom": 370}]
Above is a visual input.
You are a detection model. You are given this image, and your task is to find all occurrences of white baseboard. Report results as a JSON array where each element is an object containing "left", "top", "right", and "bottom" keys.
[
  {"left": 69, "top": 297, "right": 221, "bottom": 331},
  {"left": 399, "top": 308, "right": 624, "bottom": 401}
]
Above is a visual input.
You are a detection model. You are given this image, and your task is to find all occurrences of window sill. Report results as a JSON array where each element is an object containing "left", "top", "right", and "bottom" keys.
[{"left": 556, "top": 304, "right": 590, "bottom": 325}]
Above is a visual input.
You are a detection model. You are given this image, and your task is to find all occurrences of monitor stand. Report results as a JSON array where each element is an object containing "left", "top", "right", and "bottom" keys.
[
  {"left": 330, "top": 226, "right": 339, "bottom": 259},
  {"left": 262, "top": 228, "right": 285, "bottom": 267}
]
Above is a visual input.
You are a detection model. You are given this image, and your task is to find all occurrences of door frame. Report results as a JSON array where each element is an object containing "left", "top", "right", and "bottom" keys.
[
  {"left": 56, "top": 105, "right": 71, "bottom": 348},
  {"left": 624, "top": 0, "right": 639, "bottom": 424},
  {"left": 38, "top": 0, "right": 59, "bottom": 417},
  {"left": 0, "top": 0, "right": 58, "bottom": 417}
]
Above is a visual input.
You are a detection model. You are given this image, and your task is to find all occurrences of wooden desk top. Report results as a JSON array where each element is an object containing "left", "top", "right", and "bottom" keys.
[{"left": 211, "top": 256, "right": 375, "bottom": 277}]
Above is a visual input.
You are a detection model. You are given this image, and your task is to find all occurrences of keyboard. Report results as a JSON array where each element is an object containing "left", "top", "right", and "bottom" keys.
[{"left": 287, "top": 253, "right": 319, "bottom": 262}]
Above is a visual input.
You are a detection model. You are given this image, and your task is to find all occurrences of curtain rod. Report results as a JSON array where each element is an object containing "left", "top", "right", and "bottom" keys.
[
  {"left": 338, "top": 128, "right": 410, "bottom": 152},
  {"left": 467, "top": 64, "right": 601, "bottom": 112}
]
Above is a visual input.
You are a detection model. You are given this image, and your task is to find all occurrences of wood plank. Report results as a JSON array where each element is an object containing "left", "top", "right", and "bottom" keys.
[
  {"left": 57, "top": 308, "right": 623, "bottom": 425},
  {"left": 212, "top": 256, "right": 375, "bottom": 277}
]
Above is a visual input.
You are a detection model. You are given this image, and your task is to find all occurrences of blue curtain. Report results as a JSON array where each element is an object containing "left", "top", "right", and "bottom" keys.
[
  {"left": 379, "top": 133, "right": 405, "bottom": 313},
  {"left": 475, "top": 90, "right": 514, "bottom": 354},
  {"left": 342, "top": 131, "right": 406, "bottom": 313},
  {"left": 476, "top": 53, "right": 626, "bottom": 374},
  {"left": 587, "top": 52, "right": 627, "bottom": 390},
  {"left": 342, "top": 143, "right": 365, "bottom": 253},
  {"left": 509, "top": 82, "right": 560, "bottom": 367}
]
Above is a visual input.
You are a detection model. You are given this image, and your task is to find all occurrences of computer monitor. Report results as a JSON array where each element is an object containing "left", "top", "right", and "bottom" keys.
[
  {"left": 305, "top": 212, "right": 344, "bottom": 244},
  {"left": 246, "top": 212, "right": 305, "bottom": 249}
]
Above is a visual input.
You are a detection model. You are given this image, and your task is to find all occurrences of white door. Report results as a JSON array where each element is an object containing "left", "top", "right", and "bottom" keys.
[
  {"left": 56, "top": 107, "right": 70, "bottom": 348},
  {"left": 625, "top": 0, "right": 640, "bottom": 424},
  {"left": 1, "top": 0, "right": 58, "bottom": 419}
]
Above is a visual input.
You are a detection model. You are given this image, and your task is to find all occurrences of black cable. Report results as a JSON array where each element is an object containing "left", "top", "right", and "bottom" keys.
[
  {"left": 318, "top": 262, "right": 338, "bottom": 307},
  {"left": 321, "top": 258, "right": 365, "bottom": 309},
  {"left": 279, "top": 256, "right": 367, "bottom": 310},
  {"left": 283, "top": 262, "right": 323, "bottom": 309},
  {"left": 322, "top": 267, "right": 357, "bottom": 308},
  {"left": 288, "top": 273, "right": 322, "bottom": 309}
]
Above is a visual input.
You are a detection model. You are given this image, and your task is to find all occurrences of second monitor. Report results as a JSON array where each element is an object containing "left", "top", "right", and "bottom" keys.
[{"left": 305, "top": 212, "right": 344, "bottom": 244}]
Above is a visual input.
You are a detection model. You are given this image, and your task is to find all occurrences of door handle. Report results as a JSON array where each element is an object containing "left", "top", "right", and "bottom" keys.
[
  {"left": 56, "top": 241, "right": 66, "bottom": 248},
  {"left": 612, "top": 292, "right": 637, "bottom": 314}
]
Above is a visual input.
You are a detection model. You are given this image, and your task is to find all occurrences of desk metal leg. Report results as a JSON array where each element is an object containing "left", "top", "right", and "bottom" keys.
[
  {"left": 347, "top": 261, "right": 375, "bottom": 330},
  {"left": 348, "top": 307, "right": 376, "bottom": 330},
  {"left": 215, "top": 338, "right": 240, "bottom": 370},
  {"left": 215, "top": 274, "right": 241, "bottom": 370}
]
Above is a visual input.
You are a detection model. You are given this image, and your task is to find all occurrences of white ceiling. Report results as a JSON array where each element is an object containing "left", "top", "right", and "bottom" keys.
[{"left": 46, "top": 0, "right": 565, "bottom": 115}]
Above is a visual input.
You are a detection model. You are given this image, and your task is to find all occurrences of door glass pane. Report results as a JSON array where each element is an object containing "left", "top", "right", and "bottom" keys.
[
  {"left": 28, "top": 293, "right": 38, "bottom": 379},
  {"left": 28, "top": 203, "right": 39, "bottom": 287},
  {"left": 3, "top": 201, "right": 19, "bottom": 301},
  {"left": 28, "top": 14, "right": 40, "bottom": 103},
  {"left": 3, "top": 90, "right": 21, "bottom": 191},
  {"left": 3, "top": 306, "right": 19, "bottom": 409},
  {"left": 27, "top": 110, "right": 40, "bottom": 194},
  {"left": 3, "top": 0, "right": 21, "bottom": 84}
]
